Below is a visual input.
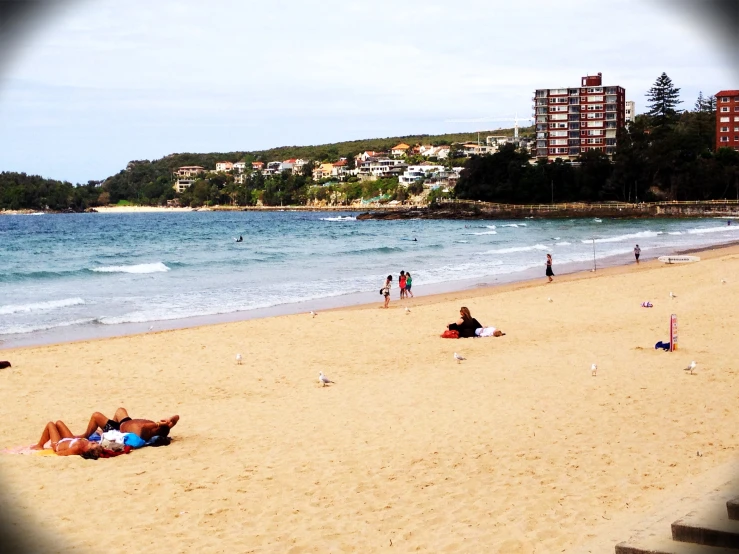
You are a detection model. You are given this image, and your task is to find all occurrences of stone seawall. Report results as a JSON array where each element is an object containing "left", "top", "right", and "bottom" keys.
[{"left": 356, "top": 201, "right": 739, "bottom": 220}]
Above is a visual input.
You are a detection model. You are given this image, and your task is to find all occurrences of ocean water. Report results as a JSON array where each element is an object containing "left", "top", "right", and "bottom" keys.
[{"left": 1, "top": 211, "right": 737, "bottom": 347}]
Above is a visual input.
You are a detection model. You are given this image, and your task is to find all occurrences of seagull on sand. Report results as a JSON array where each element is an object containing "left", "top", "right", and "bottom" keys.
[
  {"left": 310, "top": 311, "right": 318, "bottom": 318},
  {"left": 670, "top": 292, "right": 677, "bottom": 299},
  {"left": 684, "top": 360, "right": 696, "bottom": 375},
  {"left": 405, "top": 307, "right": 411, "bottom": 314},
  {"left": 236, "top": 353, "right": 242, "bottom": 365},
  {"left": 591, "top": 363, "right": 597, "bottom": 377},
  {"left": 721, "top": 279, "right": 727, "bottom": 284},
  {"left": 548, "top": 297, "right": 553, "bottom": 303},
  {"left": 318, "top": 371, "right": 334, "bottom": 386},
  {"left": 454, "top": 352, "right": 466, "bottom": 364}
]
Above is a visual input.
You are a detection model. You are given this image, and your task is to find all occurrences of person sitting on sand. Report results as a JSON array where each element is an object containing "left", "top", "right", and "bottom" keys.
[
  {"left": 446, "top": 306, "right": 484, "bottom": 338},
  {"left": 31, "top": 421, "right": 102, "bottom": 459},
  {"left": 78, "top": 408, "right": 179, "bottom": 442}
]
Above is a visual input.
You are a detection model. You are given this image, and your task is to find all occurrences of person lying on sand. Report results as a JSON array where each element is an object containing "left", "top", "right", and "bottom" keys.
[
  {"left": 78, "top": 407, "right": 179, "bottom": 441},
  {"left": 31, "top": 421, "right": 102, "bottom": 459}
]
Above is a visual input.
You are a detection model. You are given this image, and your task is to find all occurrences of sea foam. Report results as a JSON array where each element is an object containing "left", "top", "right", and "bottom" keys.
[
  {"left": 0, "top": 297, "right": 85, "bottom": 315},
  {"left": 92, "top": 262, "right": 171, "bottom": 274},
  {"left": 583, "top": 231, "right": 662, "bottom": 244},
  {"left": 484, "top": 244, "right": 548, "bottom": 255}
]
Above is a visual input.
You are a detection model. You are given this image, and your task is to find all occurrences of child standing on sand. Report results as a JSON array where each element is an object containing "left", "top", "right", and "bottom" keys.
[
  {"left": 546, "top": 253, "right": 554, "bottom": 283},
  {"left": 382, "top": 275, "right": 392, "bottom": 308},
  {"left": 405, "top": 272, "right": 414, "bottom": 298}
]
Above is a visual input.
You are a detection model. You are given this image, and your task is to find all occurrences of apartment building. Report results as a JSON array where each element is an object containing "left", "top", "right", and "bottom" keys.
[
  {"left": 625, "top": 100, "right": 635, "bottom": 123},
  {"left": 533, "top": 72, "right": 626, "bottom": 162},
  {"left": 715, "top": 90, "right": 739, "bottom": 151}
]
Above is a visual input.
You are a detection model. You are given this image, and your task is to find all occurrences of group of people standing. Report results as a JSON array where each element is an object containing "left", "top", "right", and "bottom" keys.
[{"left": 380, "top": 270, "right": 414, "bottom": 308}]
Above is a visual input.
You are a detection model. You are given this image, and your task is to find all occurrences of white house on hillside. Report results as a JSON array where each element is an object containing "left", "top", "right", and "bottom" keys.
[{"left": 215, "top": 161, "right": 234, "bottom": 172}]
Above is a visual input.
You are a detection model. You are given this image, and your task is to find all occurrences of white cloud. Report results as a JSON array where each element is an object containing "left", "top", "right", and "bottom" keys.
[{"left": 0, "top": 0, "right": 734, "bottom": 181}]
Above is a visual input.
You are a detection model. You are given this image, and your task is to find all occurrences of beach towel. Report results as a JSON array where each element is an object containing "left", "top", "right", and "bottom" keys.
[
  {"left": 99, "top": 446, "right": 132, "bottom": 458},
  {"left": 641, "top": 301, "right": 653, "bottom": 307},
  {"left": 88, "top": 432, "right": 167, "bottom": 448}
]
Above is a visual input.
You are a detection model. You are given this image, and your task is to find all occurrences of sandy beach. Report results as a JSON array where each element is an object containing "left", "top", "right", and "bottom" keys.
[{"left": 1, "top": 245, "right": 738, "bottom": 553}]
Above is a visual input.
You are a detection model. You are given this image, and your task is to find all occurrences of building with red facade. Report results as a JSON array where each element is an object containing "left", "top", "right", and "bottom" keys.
[
  {"left": 533, "top": 72, "right": 626, "bottom": 162},
  {"left": 715, "top": 90, "right": 739, "bottom": 151}
]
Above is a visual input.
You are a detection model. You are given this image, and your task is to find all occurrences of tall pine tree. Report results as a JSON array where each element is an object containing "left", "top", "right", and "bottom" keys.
[
  {"left": 695, "top": 91, "right": 706, "bottom": 112},
  {"left": 645, "top": 72, "right": 682, "bottom": 124}
]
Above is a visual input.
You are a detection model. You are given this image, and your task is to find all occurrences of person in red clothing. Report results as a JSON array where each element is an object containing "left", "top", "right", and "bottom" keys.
[{"left": 399, "top": 271, "right": 407, "bottom": 299}]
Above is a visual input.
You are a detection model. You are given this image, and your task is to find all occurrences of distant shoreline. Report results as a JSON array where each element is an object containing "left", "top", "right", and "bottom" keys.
[{"left": 3, "top": 200, "right": 738, "bottom": 218}]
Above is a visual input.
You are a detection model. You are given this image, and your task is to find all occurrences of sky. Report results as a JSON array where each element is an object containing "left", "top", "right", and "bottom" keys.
[{"left": 0, "top": 0, "right": 736, "bottom": 183}]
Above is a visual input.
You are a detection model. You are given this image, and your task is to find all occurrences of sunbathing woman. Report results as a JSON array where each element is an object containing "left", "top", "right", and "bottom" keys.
[
  {"left": 31, "top": 421, "right": 102, "bottom": 459},
  {"left": 447, "top": 306, "right": 484, "bottom": 338}
]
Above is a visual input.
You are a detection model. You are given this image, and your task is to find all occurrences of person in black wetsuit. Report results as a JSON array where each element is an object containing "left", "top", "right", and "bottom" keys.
[{"left": 446, "top": 306, "right": 483, "bottom": 338}]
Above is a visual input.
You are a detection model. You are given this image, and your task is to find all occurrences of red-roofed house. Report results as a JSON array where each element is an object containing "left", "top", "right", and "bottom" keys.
[
  {"left": 715, "top": 89, "right": 739, "bottom": 151},
  {"left": 252, "top": 161, "right": 264, "bottom": 170},
  {"left": 331, "top": 158, "right": 349, "bottom": 179}
]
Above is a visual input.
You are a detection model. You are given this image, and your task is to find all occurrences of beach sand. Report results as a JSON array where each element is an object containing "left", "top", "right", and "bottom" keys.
[{"left": 1, "top": 246, "right": 738, "bottom": 553}]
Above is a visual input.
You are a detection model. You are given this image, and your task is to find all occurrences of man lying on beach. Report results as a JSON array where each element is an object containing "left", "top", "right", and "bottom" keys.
[{"left": 78, "top": 407, "right": 179, "bottom": 441}]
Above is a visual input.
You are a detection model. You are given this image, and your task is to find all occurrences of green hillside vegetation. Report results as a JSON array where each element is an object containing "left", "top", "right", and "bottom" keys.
[{"left": 0, "top": 126, "right": 532, "bottom": 209}]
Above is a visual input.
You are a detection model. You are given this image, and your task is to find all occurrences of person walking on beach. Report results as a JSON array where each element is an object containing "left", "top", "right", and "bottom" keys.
[
  {"left": 399, "top": 271, "right": 407, "bottom": 299},
  {"left": 634, "top": 244, "right": 641, "bottom": 264},
  {"left": 546, "top": 253, "right": 554, "bottom": 283},
  {"left": 381, "top": 275, "right": 392, "bottom": 308},
  {"left": 405, "top": 272, "right": 414, "bottom": 298}
]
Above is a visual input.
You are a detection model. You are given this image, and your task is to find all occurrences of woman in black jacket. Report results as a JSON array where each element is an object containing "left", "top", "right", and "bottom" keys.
[{"left": 446, "top": 306, "right": 483, "bottom": 338}]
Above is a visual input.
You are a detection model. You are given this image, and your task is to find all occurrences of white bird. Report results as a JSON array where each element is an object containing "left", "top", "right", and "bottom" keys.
[
  {"left": 236, "top": 353, "right": 242, "bottom": 365},
  {"left": 454, "top": 352, "right": 466, "bottom": 364},
  {"left": 670, "top": 292, "right": 677, "bottom": 299},
  {"left": 148, "top": 325, "right": 154, "bottom": 332},
  {"left": 684, "top": 360, "right": 696, "bottom": 374},
  {"left": 591, "top": 363, "right": 597, "bottom": 377},
  {"left": 318, "top": 371, "right": 334, "bottom": 386},
  {"left": 721, "top": 279, "right": 727, "bottom": 284},
  {"left": 310, "top": 311, "right": 317, "bottom": 318},
  {"left": 405, "top": 307, "right": 411, "bottom": 314},
  {"left": 548, "top": 297, "right": 553, "bottom": 303}
]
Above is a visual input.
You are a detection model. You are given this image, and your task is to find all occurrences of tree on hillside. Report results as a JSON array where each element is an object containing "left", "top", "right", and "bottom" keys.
[{"left": 645, "top": 72, "right": 682, "bottom": 124}]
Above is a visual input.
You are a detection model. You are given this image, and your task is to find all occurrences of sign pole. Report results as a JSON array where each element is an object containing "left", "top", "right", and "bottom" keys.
[
  {"left": 592, "top": 238, "right": 597, "bottom": 272},
  {"left": 670, "top": 314, "right": 678, "bottom": 352}
]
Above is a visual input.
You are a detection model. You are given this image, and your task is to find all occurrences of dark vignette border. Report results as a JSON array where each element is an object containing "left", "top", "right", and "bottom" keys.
[{"left": 0, "top": 1, "right": 736, "bottom": 553}]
